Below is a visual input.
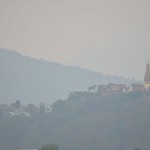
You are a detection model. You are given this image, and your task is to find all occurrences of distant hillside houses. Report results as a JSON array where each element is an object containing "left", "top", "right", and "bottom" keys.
[
  {"left": 0, "top": 101, "right": 51, "bottom": 118},
  {"left": 97, "top": 83, "right": 145, "bottom": 96}
]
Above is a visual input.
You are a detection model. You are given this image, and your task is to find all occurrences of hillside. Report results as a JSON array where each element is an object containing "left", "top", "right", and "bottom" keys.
[
  {"left": 0, "top": 48, "right": 131, "bottom": 104},
  {"left": 0, "top": 91, "right": 150, "bottom": 150}
]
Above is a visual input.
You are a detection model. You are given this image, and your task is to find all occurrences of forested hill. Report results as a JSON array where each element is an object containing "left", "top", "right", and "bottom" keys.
[
  {"left": 0, "top": 91, "right": 150, "bottom": 150},
  {"left": 0, "top": 48, "right": 131, "bottom": 104}
]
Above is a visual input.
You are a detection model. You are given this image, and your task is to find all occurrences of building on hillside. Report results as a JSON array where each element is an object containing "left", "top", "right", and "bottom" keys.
[
  {"left": 95, "top": 62, "right": 150, "bottom": 95},
  {"left": 144, "top": 62, "right": 150, "bottom": 90},
  {"left": 97, "top": 83, "right": 128, "bottom": 95},
  {"left": 130, "top": 83, "right": 145, "bottom": 92}
]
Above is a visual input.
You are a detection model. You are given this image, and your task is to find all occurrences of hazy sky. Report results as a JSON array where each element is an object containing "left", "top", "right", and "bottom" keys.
[{"left": 0, "top": 0, "right": 150, "bottom": 79}]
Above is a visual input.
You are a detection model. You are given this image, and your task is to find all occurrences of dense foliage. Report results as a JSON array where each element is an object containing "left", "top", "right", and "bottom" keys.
[
  {"left": 40, "top": 144, "right": 59, "bottom": 150},
  {"left": 0, "top": 91, "right": 150, "bottom": 150}
]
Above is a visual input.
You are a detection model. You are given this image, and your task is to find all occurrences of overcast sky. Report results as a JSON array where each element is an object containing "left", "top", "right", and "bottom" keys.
[{"left": 0, "top": 0, "right": 150, "bottom": 79}]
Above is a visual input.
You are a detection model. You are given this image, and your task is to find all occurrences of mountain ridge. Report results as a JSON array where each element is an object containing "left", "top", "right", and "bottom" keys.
[{"left": 0, "top": 48, "right": 132, "bottom": 104}]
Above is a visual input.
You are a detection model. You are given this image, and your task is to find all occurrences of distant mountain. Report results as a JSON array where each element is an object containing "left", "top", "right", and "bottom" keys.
[{"left": 0, "top": 48, "right": 132, "bottom": 104}]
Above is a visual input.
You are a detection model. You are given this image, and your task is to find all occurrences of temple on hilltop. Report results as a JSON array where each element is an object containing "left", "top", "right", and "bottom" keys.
[
  {"left": 95, "top": 62, "right": 150, "bottom": 95},
  {"left": 144, "top": 62, "right": 150, "bottom": 90}
]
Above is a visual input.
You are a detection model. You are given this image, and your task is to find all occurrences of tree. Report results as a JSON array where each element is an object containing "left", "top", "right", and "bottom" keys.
[
  {"left": 39, "top": 103, "right": 46, "bottom": 115},
  {"left": 88, "top": 85, "right": 97, "bottom": 92},
  {"left": 51, "top": 100, "right": 64, "bottom": 113},
  {"left": 16, "top": 100, "right": 21, "bottom": 108},
  {"left": 133, "top": 148, "right": 140, "bottom": 150},
  {"left": 10, "top": 100, "right": 21, "bottom": 110},
  {"left": 39, "top": 144, "right": 59, "bottom": 150}
]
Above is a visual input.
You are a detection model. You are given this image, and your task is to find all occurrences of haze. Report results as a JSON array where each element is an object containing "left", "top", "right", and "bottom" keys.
[{"left": 0, "top": 0, "right": 150, "bottom": 79}]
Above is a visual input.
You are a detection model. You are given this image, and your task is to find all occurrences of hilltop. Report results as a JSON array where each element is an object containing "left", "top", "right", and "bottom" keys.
[{"left": 0, "top": 90, "right": 150, "bottom": 150}]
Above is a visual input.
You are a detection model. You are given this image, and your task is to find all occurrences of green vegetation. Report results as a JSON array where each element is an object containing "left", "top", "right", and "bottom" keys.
[
  {"left": 0, "top": 91, "right": 150, "bottom": 150},
  {"left": 40, "top": 144, "right": 59, "bottom": 150},
  {"left": 134, "top": 148, "right": 140, "bottom": 150}
]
